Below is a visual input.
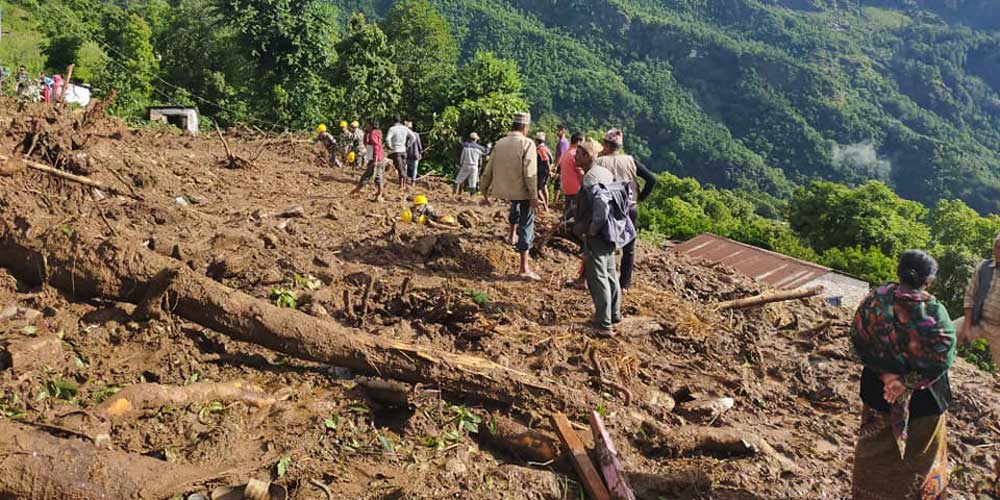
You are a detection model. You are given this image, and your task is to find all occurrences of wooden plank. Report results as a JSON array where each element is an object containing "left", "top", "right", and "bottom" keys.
[
  {"left": 551, "top": 413, "right": 611, "bottom": 500},
  {"left": 588, "top": 411, "right": 636, "bottom": 500}
]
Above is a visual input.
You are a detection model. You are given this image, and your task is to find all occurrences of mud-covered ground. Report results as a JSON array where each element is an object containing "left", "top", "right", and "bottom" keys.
[{"left": 1, "top": 102, "right": 999, "bottom": 499}]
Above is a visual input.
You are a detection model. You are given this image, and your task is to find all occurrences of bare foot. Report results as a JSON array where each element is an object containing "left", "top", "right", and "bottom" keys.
[{"left": 519, "top": 271, "right": 541, "bottom": 282}]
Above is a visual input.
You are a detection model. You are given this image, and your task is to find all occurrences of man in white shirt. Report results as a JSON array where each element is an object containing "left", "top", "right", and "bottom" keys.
[{"left": 386, "top": 116, "right": 412, "bottom": 191}]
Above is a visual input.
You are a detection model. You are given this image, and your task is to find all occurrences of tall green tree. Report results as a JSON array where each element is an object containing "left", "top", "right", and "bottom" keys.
[
  {"left": 96, "top": 11, "right": 158, "bottom": 118},
  {"left": 788, "top": 181, "right": 931, "bottom": 257},
  {"left": 383, "top": 0, "right": 458, "bottom": 128},
  {"left": 214, "top": 0, "right": 339, "bottom": 127},
  {"left": 333, "top": 13, "right": 402, "bottom": 122}
]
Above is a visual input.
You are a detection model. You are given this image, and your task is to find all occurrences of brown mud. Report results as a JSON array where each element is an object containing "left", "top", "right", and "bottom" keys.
[{"left": 0, "top": 101, "right": 999, "bottom": 499}]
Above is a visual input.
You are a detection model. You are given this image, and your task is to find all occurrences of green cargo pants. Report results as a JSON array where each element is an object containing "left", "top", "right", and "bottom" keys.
[{"left": 585, "top": 237, "right": 622, "bottom": 329}]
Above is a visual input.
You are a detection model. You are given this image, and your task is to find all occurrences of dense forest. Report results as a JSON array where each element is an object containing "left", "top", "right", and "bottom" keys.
[{"left": 3, "top": 0, "right": 1000, "bottom": 326}]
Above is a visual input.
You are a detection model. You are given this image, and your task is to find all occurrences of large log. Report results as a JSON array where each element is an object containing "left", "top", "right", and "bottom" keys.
[
  {"left": 0, "top": 219, "right": 564, "bottom": 411},
  {"left": 0, "top": 420, "right": 220, "bottom": 499}
]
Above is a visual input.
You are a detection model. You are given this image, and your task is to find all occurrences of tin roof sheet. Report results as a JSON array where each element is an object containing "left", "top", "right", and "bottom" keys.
[{"left": 671, "top": 233, "right": 831, "bottom": 289}]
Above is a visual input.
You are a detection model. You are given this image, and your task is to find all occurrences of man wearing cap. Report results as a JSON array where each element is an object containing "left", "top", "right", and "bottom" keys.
[
  {"left": 573, "top": 137, "right": 623, "bottom": 336},
  {"left": 955, "top": 233, "right": 1000, "bottom": 363},
  {"left": 595, "top": 128, "right": 658, "bottom": 292},
  {"left": 456, "top": 132, "right": 489, "bottom": 195},
  {"left": 535, "top": 131, "right": 553, "bottom": 211},
  {"left": 481, "top": 112, "right": 541, "bottom": 281}
]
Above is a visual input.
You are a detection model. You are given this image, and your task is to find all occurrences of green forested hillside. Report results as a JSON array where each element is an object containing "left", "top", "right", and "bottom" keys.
[
  {"left": 389, "top": 0, "right": 1000, "bottom": 214},
  {"left": 8, "top": 0, "right": 1000, "bottom": 213},
  {"left": 6, "top": 0, "right": 1000, "bottom": 321}
]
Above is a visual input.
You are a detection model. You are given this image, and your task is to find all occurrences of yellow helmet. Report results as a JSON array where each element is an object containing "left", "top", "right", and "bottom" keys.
[
  {"left": 339, "top": 121, "right": 348, "bottom": 129},
  {"left": 413, "top": 194, "right": 429, "bottom": 206},
  {"left": 417, "top": 215, "right": 427, "bottom": 225},
  {"left": 442, "top": 215, "right": 457, "bottom": 224},
  {"left": 347, "top": 151, "right": 356, "bottom": 163},
  {"left": 401, "top": 209, "right": 413, "bottom": 223},
  {"left": 316, "top": 124, "right": 327, "bottom": 133},
  {"left": 350, "top": 121, "right": 360, "bottom": 128}
]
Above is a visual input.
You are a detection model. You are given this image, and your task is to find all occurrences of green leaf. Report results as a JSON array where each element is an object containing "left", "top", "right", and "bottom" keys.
[
  {"left": 323, "top": 416, "right": 339, "bottom": 431},
  {"left": 377, "top": 433, "right": 395, "bottom": 454},
  {"left": 276, "top": 456, "right": 292, "bottom": 478}
]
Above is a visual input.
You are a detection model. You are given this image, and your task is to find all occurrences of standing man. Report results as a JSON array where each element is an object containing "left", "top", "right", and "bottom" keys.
[
  {"left": 481, "top": 112, "right": 540, "bottom": 281},
  {"left": 405, "top": 120, "right": 423, "bottom": 186},
  {"left": 351, "top": 120, "right": 387, "bottom": 201},
  {"left": 386, "top": 116, "right": 411, "bottom": 191},
  {"left": 957, "top": 233, "right": 1000, "bottom": 364},
  {"left": 350, "top": 121, "right": 366, "bottom": 167},
  {"left": 559, "top": 133, "right": 585, "bottom": 221},
  {"left": 595, "top": 128, "right": 657, "bottom": 292},
  {"left": 15, "top": 66, "right": 28, "bottom": 96},
  {"left": 553, "top": 125, "right": 570, "bottom": 204},
  {"left": 573, "top": 137, "right": 635, "bottom": 337},
  {"left": 535, "top": 132, "right": 553, "bottom": 211},
  {"left": 455, "top": 132, "right": 488, "bottom": 195}
]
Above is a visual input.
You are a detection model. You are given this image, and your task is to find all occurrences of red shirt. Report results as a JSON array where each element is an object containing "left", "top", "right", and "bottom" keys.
[
  {"left": 365, "top": 129, "right": 384, "bottom": 162},
  {"left": 559, "top": 146, "right": 582, "bottom": 195}
]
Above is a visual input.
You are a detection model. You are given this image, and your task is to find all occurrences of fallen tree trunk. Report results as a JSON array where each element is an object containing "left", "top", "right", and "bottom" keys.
[
  {"left": 640, "top": 422, "right": 800, "bottom": 472},
  {"left": 0, "top": 219, "right": 565, "bottom": 411},
  {"left": 95, "top": 381, "right": 277, "bottom": 419},
  {"left": 715, "top": 286, "right": 824, "bottom": 311},
  {"left": 0, "top": 420, "right": 222, "bottom": 499}
]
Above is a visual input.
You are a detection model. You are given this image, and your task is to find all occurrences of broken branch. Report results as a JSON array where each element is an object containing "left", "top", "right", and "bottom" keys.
[{"left": 715, "top": 286, "right": 824, "bottom": 311}]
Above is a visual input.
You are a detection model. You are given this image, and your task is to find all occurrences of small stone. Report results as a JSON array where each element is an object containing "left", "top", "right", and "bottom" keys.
[
  {"left": 277, "top": 205, "right": 307, "bottom": 218},
  {"left": 307, "top": 303, "right": 329, "bottom": 318},
  {"left": 174, "top": 196, "right": 190, "bottom": 207},
  {"left": 92, "top": 188, "right": 107, "bottom": 200},
  {"left": 260, "top": 268, "right": 283, "bottom": 285},
  {"left": 261, "top": 233, "right": 279, "bottom": 249},
  {"left": 187, "top": 195, "right": 207, "bottom": 205},
  {"left": 444, "top": 457, "right": 468, "bottom": 475},
  {"left": 414, "top": 235, "right": 439, "bottom": 257}
]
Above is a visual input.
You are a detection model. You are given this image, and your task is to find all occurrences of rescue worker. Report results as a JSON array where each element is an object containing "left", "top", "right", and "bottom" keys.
[
  {"left": 401, "top": 194, "right": 459, "bottom": 228},
  {"left": 350, "top": 121, "right": 366, "bottom": 167},
  {"left": 316, "top": 124, "right": 338, "bottom": 168}
]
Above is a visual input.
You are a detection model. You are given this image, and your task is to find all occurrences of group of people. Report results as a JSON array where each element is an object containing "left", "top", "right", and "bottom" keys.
[
  {"left": 476, "top": 112, "right": 657, "bottom": 337},
  {"left": 1, "top": 65, "right": 66, "bottom": 103},
  {"left": 316, "top": 117, "right": 424, "bottom": 202},
  {"left": 848, "top": 235, "right": 1000, "bottom": 499}
]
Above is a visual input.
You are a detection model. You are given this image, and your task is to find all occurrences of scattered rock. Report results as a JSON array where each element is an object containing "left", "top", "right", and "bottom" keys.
[
  {"left": 0, "top": 306, "right": 41, "bottom": 324},
  {"left": 175, "top": 196, "right": 190, "bottom": 207},
  {"left": 260, "top": 233, "right": 279, "bottom": 249},
  {"left": 259, "top": 268, "right": 284, "bottom": 285},
  {"left": 307, "top": 303, "right": 329, "bottom": 318},
  {"left": 277, "top": 205, "right": 307, "bottom": 218},
  {"left": 187, "top": 195, "right": 207, "bottom": 205},
  {"left": 313, "top": 253, "right": 340, "bottom": 268},
  {"left": 445, "top": 457, "right": 468, "bottom": 475},
  {"left": 1, "top": 335, "right": 70, "bottom": 372},
  {"left": 457, "top": 211, "right": 478, "bottom": 229},
  {"left": 414, "top": 234, "right": 439, "bottom": 257}
]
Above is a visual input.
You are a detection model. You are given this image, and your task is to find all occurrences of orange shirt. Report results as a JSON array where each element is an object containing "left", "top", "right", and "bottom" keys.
[{"left": 559, "top": 146, "right": 582, "bottom": 195}]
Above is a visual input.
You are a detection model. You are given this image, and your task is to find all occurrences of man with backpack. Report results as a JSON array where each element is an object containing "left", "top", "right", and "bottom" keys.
[
  {"left": 596, "top": 128, "right": 657, "bottom": 292},
  {"left": 573, "top": 137, "right": 636, "bottom": 337}
]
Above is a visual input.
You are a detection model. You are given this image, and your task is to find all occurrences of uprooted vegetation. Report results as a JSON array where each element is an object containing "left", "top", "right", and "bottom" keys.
[{"left": 1, "top": 101, "right": 999, "bottom": 499}]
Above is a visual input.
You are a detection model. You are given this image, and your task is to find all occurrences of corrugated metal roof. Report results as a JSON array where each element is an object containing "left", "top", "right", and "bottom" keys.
[{"left": 671, "top": 233, "right": 832, "bottom": 290}]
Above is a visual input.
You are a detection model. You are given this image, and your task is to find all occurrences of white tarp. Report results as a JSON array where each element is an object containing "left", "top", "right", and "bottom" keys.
[{"left": 62, "top": 84, "right": 91, "bottom": 107}]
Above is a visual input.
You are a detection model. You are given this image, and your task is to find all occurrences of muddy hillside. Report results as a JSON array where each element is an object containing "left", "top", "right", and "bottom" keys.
[{"left": 1, "top": 102, "right": 999, "bottom": 500}]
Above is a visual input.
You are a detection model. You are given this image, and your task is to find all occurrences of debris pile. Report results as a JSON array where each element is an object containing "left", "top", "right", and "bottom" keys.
[{"left": 1, "top": 102, "right": 999, "bottom": 499}]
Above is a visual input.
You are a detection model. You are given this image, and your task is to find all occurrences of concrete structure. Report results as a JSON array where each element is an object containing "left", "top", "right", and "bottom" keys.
[
  {"left": 147, "top": 107, "right": 199, "bottom": 135},
  {"left": 671, "top": 233, "right": 870, "bottom": 308}
]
